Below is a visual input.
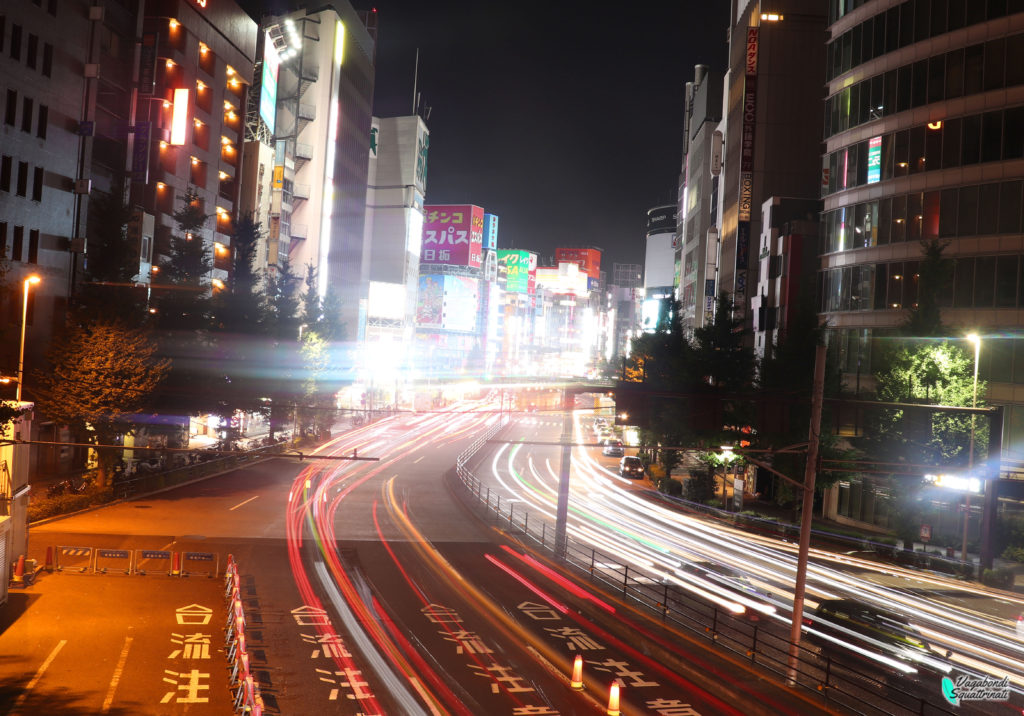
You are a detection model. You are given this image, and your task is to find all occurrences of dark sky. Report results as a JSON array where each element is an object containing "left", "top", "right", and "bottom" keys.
[{"left": 248, "top": 1, "right": 731, "bottom": 269}]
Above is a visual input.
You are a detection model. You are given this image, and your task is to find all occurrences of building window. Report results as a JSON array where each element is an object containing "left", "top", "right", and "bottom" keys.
[
  {"left": 26, "top": 33, "right": 37, "bottom": 70},
  {"left": 36, "top": 104, "right": 47, "bottom": 139},
  {"left": 10, "top": 23, "right": 21, "bottom": 61},
  {"left": 21, "top": 97, "right": 32, "bottom": 133},
  {"left": 0, "top": 156, "right": 10, "bottom": 192},
  {"left": 27, "top": 229, "right": 38, "bottom": 264},
  {"left": 41, "top": 43, "right": 52, "bottom": 78},
  {"left": 31, "top": 166, "right": 42, "bottom": 201},
  {"left": 46, "top": 0, "right": 56, "bottom": 16},
  {"left": 0, "top": 16, "right": 5, "bottom": 54},
  {"left": 12, "top": 226, "right": 23, "bottom": 262},
  {"left": 4, "top": 89, "right": 15, "bottom": 126},
  {"left": 15, "top": 161, "right": 27, "bottom": 197}
]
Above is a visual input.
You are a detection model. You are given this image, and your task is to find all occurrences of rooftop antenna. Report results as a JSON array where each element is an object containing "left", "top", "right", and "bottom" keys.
[{"left": 412, "top": 48, "right": 420, "bottom": 115}]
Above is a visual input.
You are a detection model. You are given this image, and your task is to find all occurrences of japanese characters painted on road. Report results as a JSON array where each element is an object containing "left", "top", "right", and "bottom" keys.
[
  {"left": 421, "top": 204, "right": 484, "bottom": 268},
  {"left": 163, "top": 606, "right": 214, "bottom": 705},
  {"left": 292, "top": 605, "right": 373, "bottom": 703}
]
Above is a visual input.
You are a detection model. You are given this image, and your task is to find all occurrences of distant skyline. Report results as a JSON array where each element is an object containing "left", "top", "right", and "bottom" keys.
[{"left": 245, "top": 1, "right": 732, "bottom": 270}]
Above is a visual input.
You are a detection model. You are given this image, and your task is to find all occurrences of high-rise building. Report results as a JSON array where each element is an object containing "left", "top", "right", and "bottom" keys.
[
  {"left": 820, "top": 3, "right": 1024, "bottom": 451},
  {"left": 131, "top": 0, "right": 257, "bottom": 289},
  {"left": 363, "top": 114, "right": 429, "bottom": 347},
  {"left": 644, "top": 204, "right": 676, "bottom": 331},
  {"left": 258, "top": 2, "right": 377, "bottom": 339},
  {"left": 677, "top": 65, "right": 724, "bottom": 332},
  {"left": 718, "top": 2, "right": 826, "bottom": 327}
]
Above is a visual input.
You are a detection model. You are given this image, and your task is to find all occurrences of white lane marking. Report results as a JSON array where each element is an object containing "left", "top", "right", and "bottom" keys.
[
  {"left": 413, "top": 456, "right": 424, "bottom": 464},
  {"left": 13, "top": 639, "right": 66, "bottom": 709},
  {"left": 229, "top": 496, "right": 259, "bottom": 511},
  {"left": 102, "top": 634, "right": 133, "bottom": 712}
]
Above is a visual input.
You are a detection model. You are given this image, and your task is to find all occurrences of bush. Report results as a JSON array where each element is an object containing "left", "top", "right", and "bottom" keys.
[
  {"left": 1002, "top": 545, "right": 1024, "bottom": 563},
  {"left": 980, "top": 567, "right": 1016, "bottom": 590},
  {"left": 682, "top": 469, "right": 716, "bottom": 503},
  {"left": 28, "top": 488, "right": 113, "bottom": 522},
  {"left": 658, "top": 477, "right": 683, "bottom": 497}
]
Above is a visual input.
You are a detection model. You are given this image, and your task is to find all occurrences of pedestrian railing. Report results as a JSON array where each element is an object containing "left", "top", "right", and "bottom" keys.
[{"left": 454, "top": 424, "right": 968, "bottom": 716}]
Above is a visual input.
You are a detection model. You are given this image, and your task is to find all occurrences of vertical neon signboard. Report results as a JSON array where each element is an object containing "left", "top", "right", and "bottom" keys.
[{"left": 867, "top": 135, "right": 881, "bottom": 184}]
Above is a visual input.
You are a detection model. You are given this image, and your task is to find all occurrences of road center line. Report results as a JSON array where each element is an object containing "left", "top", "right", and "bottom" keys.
[
  {"left": 13, "top": 639, "right": 66, "bottom": 709},
  {"left": 229, "top": 495, "right": 259, "bottom": 511},
  {"left": 413, "top": 456, "right": 424, "bottom": 463},
  {"left": 101, "top": 634, "right": 133, "bottom": 712}
]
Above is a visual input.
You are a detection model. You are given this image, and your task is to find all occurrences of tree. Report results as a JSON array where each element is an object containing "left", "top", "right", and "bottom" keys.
[
  {"left": 159, "top": 186, "right": 212, "bottom": 286},
  {"left": 262, "top": 257, "right": 301, "bottom": 340},
  {"left": 33, "top": 320, "right": 170, "bottom": 487},
  {"left": 901, "top": 239, "right": 952, "bottom": 337},
  {"left": 79, "top": 184, "right": 147, "bottom": 323}
]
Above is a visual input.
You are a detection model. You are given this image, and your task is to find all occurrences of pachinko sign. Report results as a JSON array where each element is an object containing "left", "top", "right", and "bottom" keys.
[{"left": 421, "top": 204, "right": 484, "bottom": 268}]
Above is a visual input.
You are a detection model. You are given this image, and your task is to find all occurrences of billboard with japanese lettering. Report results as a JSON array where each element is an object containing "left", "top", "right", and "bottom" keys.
[
  {"left": 554, "top": 247, "right": 601, "bottom": 279},
  {"left": 416, "top": 274, "right": 444, "bottom": 328},
  {"left": 497, "top": 250, "right": 530, "bottom": 293},
  {"left": 483, "top": 213, "right": 499, "bottom": 251},
  {"left": 421, "top": 204, "right": 484, "bottom": 267}
]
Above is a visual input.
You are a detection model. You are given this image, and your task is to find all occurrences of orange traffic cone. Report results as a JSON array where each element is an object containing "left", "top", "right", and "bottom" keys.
[
  {"left": 570, "top": 654, "right": 584, "bottom": 690},
  {"left": 607, "top": 680, "right": 621, "bottom": 715},
  {"left": 44, "top": 546, "right": 54, "bottom": 572},
  {"left": 11, "top": 554, "right": 25, "bottom": 585},
  {"left": 171, "top": 551, "right": 181, "bottom": 576}
]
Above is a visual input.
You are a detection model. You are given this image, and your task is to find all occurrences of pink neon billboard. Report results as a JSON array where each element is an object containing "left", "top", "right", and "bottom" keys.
[{"left": 421, "top": 204, "right": 484, "bottom": 268}]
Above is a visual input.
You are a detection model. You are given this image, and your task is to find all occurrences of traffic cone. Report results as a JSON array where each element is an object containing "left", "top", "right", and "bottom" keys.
[
  {"left": 607, "top": 680, "right": 621, "bottom": 716},
  {"left": 570, "top": 654, "right": 584, "bottom": 690},
  {"left": 44, "top": 546, "right": 54, "bottom": 572},
  {"left": 171, "top": 551, "right": 181, "bottom": 576},
  {"left": 11, "top": 555, "right": 25, "bottom": 585}
]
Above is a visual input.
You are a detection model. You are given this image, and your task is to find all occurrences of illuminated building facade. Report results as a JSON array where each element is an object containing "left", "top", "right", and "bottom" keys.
[
  {"left": 677, "top": 64, "right": 724, "bottom": 332},
  {"left": 259, "top": 2, "right": 377, "bottom": 339},
  {"left": 132, "top": 0, "right": 257, "bottom": 288},
  {"left": 821, "top": 2, "right": 1024, "bottom": 452},
  {"left": 643, "top": 205, "right": 677, "bottom": 332},
  {"left": 363, "top": 114, "right": 429, "bottom": 349}
]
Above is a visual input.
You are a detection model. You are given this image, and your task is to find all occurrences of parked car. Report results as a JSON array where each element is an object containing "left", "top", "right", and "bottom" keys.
[
  {"left": 602, "top": 439, "right": 624, "bottom": 457},
  {"left": 803, "top": 598, "right": 953, "bottom": 679},
  {"left": 619, "top": 455, "right": 645, "bottom": 478}
]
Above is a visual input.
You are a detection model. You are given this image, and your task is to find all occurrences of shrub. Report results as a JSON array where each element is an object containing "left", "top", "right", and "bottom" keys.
[
  {"left": 980, "top": 567, "right": 1016, "bottom": 590},
  {"left": 28, "top": 488, "right": 113, "bottom": 522},
  {"left": 1002, "top": 545, "right": 1024, "bottom": 563},
  {"left": 658, "top": 477, "right": 683, "bottom": 497}
]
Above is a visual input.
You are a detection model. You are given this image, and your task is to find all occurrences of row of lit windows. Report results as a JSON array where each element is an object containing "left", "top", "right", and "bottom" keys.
[
  {"left": 823, "top": 180, "right": 1024, "bottom": 254},
  {"left": 0, "top": 18, "right": 54, "bottom": 77},
  {"left": 825, "top": 33, "right": 1024, "bottom": 139},
  {"left": 821, "top": 253, "right": 1024, "bottom": 313},
  {"left": 823, "top": 107, "right": 1024, "bottom": 197},
  {"left": 827, "top": 0, "right": 1023, "bottom": 79}
]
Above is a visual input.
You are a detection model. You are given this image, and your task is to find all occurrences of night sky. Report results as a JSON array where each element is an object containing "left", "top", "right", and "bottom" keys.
[{"left": 246, "top": 1, "right": 731, "bottom": 270}]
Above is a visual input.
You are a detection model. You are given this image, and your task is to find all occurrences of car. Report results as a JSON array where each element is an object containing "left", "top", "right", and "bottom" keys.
[
  {"left": 602, "top": 439, "right": 624, "bottom": 457},
  {"left": 802, "top": 599, "right": 953, "bottom": 680},
  {"left": 619, "top": 455, "right": 645, "bottom": 478},
  {"left": 679, "top": 561, "right": 776, "bottom": 621}
]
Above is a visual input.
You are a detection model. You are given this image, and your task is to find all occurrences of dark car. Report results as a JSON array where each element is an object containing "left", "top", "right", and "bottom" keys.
[
  {"left": 803, "top": 599, "right": 953, "bottom": 680},
  {"left": 679, "top": 561, "right": 776, "bottom": 621},
  {"left": 602, "top": 439, "right": 625, "bottom": 457},
  {"left": 619, "top": 455, "right": 645, "bottom": 478}
]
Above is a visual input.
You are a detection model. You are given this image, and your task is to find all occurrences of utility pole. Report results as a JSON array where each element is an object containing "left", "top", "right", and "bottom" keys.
[
  {"left": 788, "top": 342, "right": 826, "bottom": 681},
  {"left": 554, "top": 389, "right": 573, "bottom": 560}
]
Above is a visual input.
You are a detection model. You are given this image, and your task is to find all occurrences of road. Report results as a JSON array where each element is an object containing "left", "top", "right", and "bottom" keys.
[
  {"left": 4, "top": 398, "right": 842, "bottom": 715},
  {"left": 467, "top": 403, "right": 1024, "bottom": 715}
]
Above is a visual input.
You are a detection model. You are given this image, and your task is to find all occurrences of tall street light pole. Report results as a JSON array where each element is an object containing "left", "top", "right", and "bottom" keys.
[
  {"left": 17, "top": 275, "right": 41, "bottom": 402},
  {"left": 962, "top": 333, "right": 981, "bottom": 562}
]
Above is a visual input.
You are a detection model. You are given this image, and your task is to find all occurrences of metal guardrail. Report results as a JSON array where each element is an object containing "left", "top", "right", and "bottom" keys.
[
  {"left": 113, "top": 443, "right": 285, "bottom": 501},
  {"left": 454, "top": 424, "right": 962, "bottom": 716}
]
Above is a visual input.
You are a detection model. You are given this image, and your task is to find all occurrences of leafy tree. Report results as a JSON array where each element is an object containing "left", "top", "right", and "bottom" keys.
[{"left": 33, "top": 320, "right": 169, "bottom": 487}]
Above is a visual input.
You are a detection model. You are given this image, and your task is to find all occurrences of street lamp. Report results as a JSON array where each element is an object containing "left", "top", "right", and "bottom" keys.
[
  {"left": 962, "top": 333, "right": 981, "bottom": 562},
  {"left": 17, "top": 275, "right": 41, "bottom": 402}
]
